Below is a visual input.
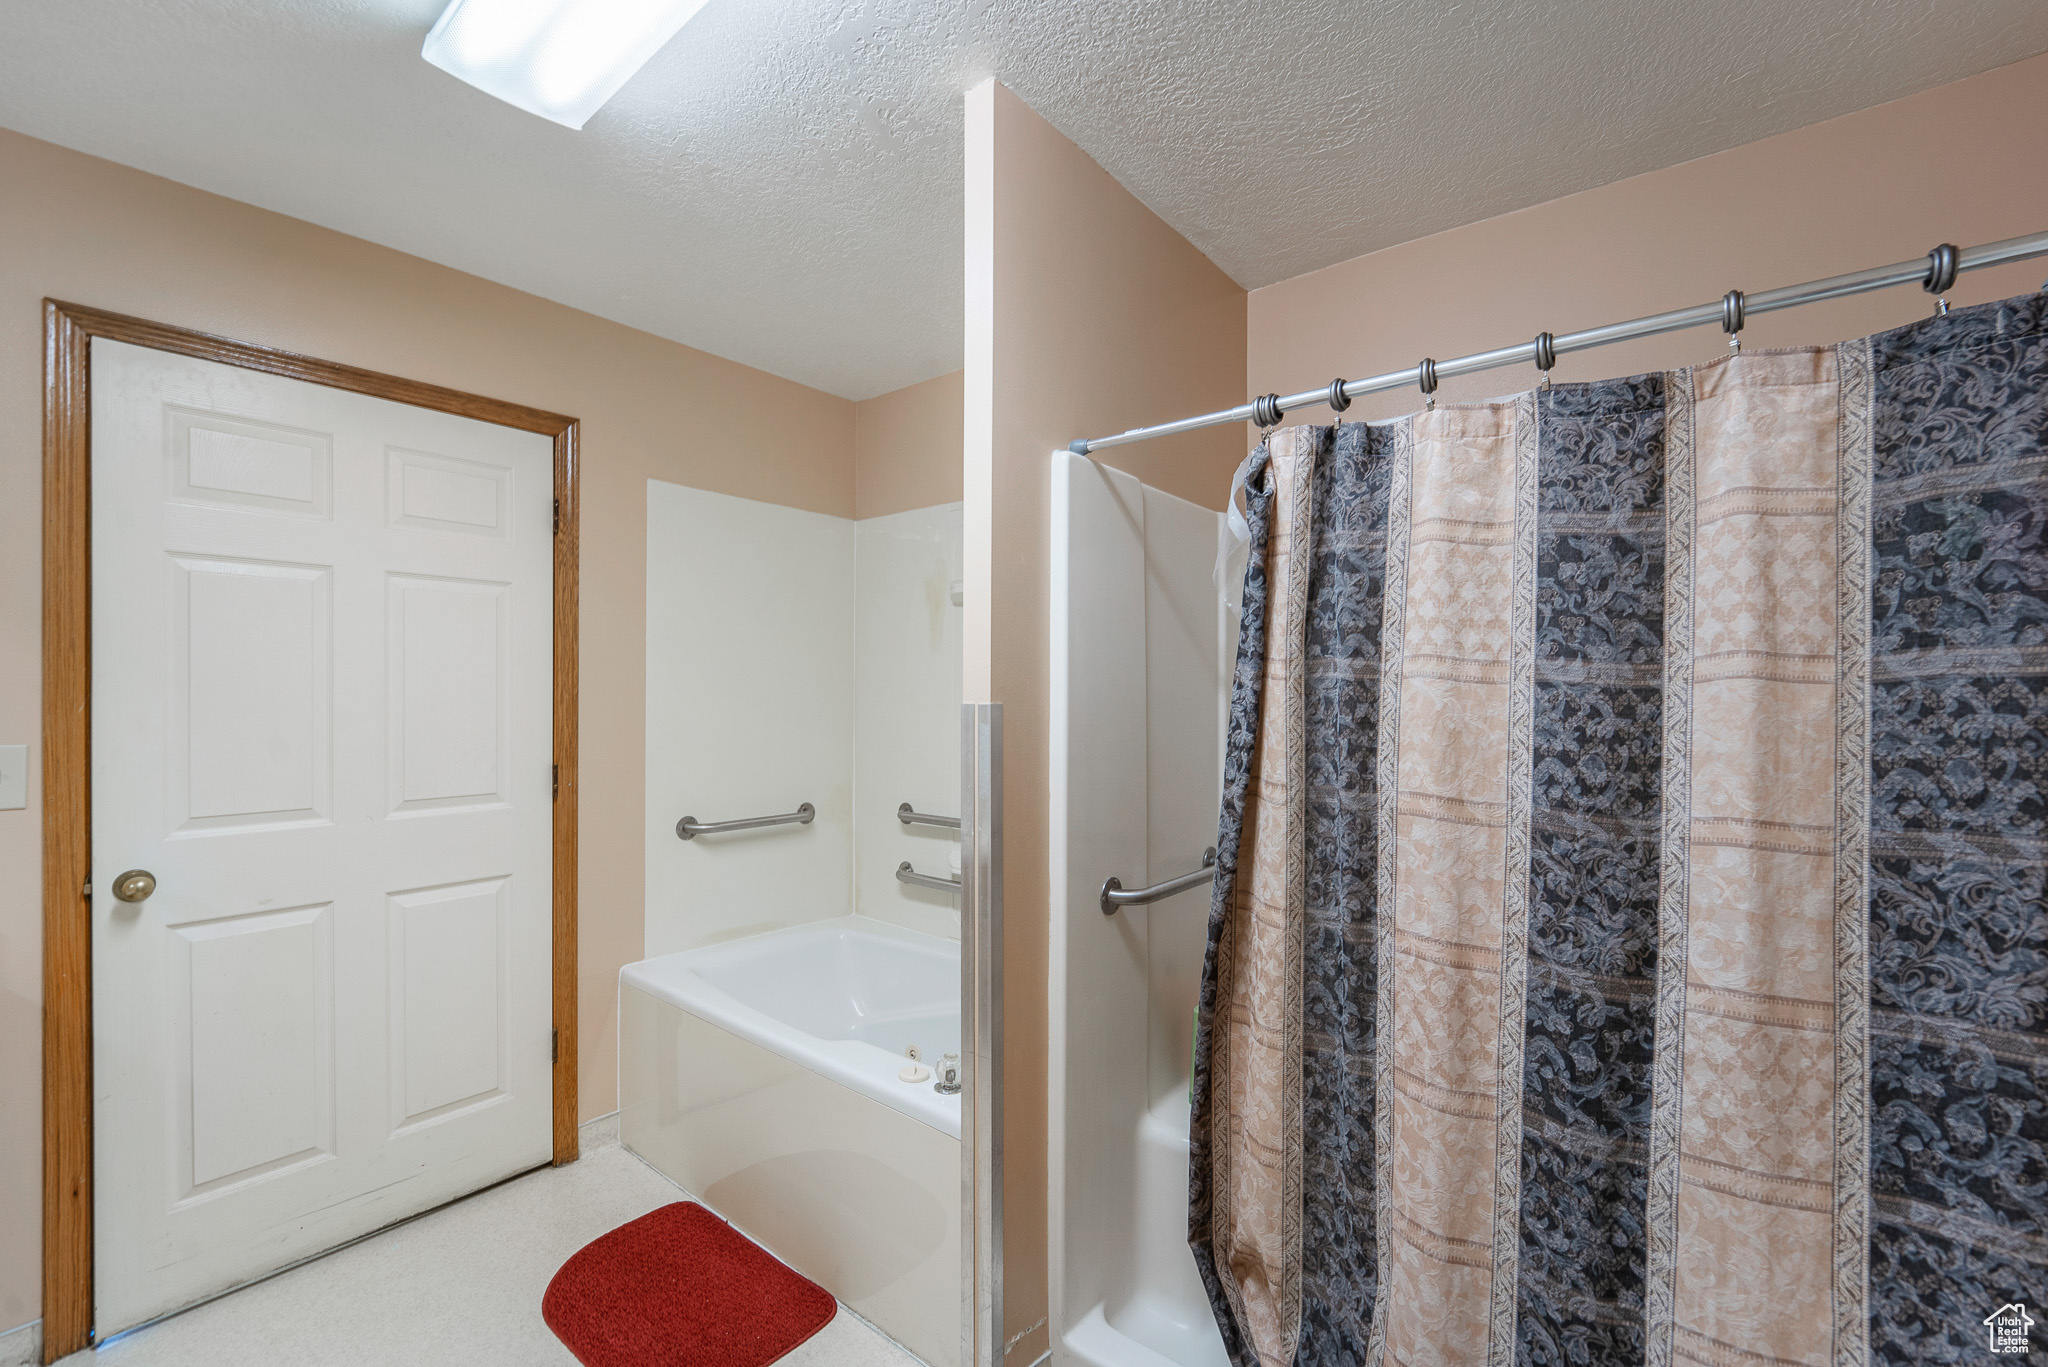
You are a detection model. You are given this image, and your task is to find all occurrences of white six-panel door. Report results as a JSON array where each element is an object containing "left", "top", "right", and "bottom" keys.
[{"left": 90, "top": 339, "right": 555, "bottom": 1334}]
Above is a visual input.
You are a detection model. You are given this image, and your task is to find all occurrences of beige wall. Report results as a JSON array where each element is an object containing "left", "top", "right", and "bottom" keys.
[
  {"left": 855, "top": 368, "right": 964, "bottom": 519},
  {"left": 1250, "top": 51, "right": 2048, "bottom": 418},
  {"left": 966, "top": 79, "right": 1247, "bottom": 1363},
  {"left": 0, "top": 126, "right": 864, "bottom": 1333}
]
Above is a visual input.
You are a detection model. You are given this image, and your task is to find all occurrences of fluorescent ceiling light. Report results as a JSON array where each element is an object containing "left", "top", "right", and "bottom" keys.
[{"left": 423, "top": 0, "right": 713, "bottom": 129}]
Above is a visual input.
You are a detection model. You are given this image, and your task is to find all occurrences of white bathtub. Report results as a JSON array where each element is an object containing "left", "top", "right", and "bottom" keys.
[{"left": 620, "top": 916, "right": 961, "bottom": 1366}]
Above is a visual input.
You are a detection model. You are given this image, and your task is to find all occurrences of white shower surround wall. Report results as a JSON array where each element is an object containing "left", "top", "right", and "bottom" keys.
[
  {"left": 1050, "top": 454, "right": 1234, "bottom": 1367},
  {"left": 855, "top": 503, "right": 966, "bottom": 939},
  {"left": 643, "top": 482, "right": 963, "bottom": 954},
  {"left": 644, "top": 480, "right": 857, "bottom": 955}
]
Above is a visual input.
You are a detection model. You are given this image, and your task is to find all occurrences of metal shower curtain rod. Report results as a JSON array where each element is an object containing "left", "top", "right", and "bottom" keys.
[{"left": 1069, "top": 231, "right": 2048, "bottom": 455}]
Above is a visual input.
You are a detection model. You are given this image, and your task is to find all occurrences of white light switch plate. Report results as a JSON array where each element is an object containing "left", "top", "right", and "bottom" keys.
[{"left": 0, "top": 745, "right": 26, "bottom": 810}]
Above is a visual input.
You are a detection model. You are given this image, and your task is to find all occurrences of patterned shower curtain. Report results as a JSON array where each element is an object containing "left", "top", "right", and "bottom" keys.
[{"left": 1189, "top": 292, "right": 2047, "bottom": 1367}]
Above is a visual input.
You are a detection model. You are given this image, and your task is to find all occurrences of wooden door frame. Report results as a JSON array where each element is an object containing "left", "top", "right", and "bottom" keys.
[{"left": 40, "top": 301, "right": 582, "bottom": 1361}]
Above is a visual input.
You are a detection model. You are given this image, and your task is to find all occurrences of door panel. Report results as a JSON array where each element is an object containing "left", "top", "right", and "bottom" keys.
[
  {"left": 388, "top": 877, "right": 510, "bottom": 1130},
  {"left": 168, "top": 408, "right": 333, "bottom": 518},
  {"left": 170, "top": 555, "right": 332, "bottom": 831},
  {"left": 387, "top": 574, "right": 508, "bottom": 813},
  {"left": 387, "top": 447, "right": 510, "bottom": 537},
  {"left": 92, "top": 339, "right": 555, "bottom": 1334},
  {"left": 173, "top": 904, "right": 336, "bottom": 1195}
]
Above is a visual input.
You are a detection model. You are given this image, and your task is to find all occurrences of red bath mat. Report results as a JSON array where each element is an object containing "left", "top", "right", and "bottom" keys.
[{"left": 543, "top": 1201, "right": 837, "bottom": 1367}]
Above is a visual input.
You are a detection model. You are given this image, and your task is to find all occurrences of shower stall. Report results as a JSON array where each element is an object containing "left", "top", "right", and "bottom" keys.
[{"left": 1048, "top": 453, "right": 1232, "bottom": 1367}]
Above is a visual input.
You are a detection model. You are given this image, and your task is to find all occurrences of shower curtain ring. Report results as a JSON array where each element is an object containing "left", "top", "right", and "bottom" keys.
[
  {"left": 1417, "top": 357, "right": 1438, "bottom": 410},
  {"left": 1533, "top": 332, "right": 1556, "bottom": 391},
  {"left": 1924, "top": 242, "right": 1959, "bottom": 314},
  {"left": 1326, "top": 378, "right": 1351, "bottom": 416},
  {"left": 1252, "top": 393, "right": 1284, "bottom": 430},
  {"left": 1721, "top": 289, "right": 1746, "bottom": 354}
]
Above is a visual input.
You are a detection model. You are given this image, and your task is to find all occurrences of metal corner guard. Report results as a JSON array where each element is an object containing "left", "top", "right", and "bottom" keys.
[{"left": 960, "top": 703, "right": 1003, "bottom": 1367}]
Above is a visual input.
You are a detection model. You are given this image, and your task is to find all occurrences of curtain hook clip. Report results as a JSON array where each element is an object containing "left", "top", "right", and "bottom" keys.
[
  {"left": 1533, "top": 331, "right": 1556, "bottom": 392},
  {"left": 1924, "top": 242, "right": 1959, "bottom": 316},
  {"left": 1721, "top": 289, "right": 1746, "bottom": 355},
  {"left": 1326, "top": 378, "right": 1352, "bottom": 428},
  {"left": 1417, "top": 357, "right": 1438, "bottom": 411}
]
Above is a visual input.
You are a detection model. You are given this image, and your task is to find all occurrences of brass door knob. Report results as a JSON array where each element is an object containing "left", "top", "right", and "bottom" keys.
[{"left": 111, "top": 869, "right": 156, "bottom": 903}]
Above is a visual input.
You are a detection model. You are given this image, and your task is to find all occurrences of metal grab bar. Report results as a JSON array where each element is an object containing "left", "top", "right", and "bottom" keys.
[
  {"left": 898, "top": 802, "right": 962, "bottom": 831},
  {"left": 1100, "top": 847, "right": 1218, "bottom": 916},
  {"left": 676, "top": 802, "right": 815, "bottom": 841},
  {"left": 897, "top": 861, "right": 962, "bottom": 894}
]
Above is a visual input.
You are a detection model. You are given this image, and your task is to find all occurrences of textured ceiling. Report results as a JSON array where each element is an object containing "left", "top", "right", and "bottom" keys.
[{"left": 2, "top": 1, "right": 2044, "bottom": 398}]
